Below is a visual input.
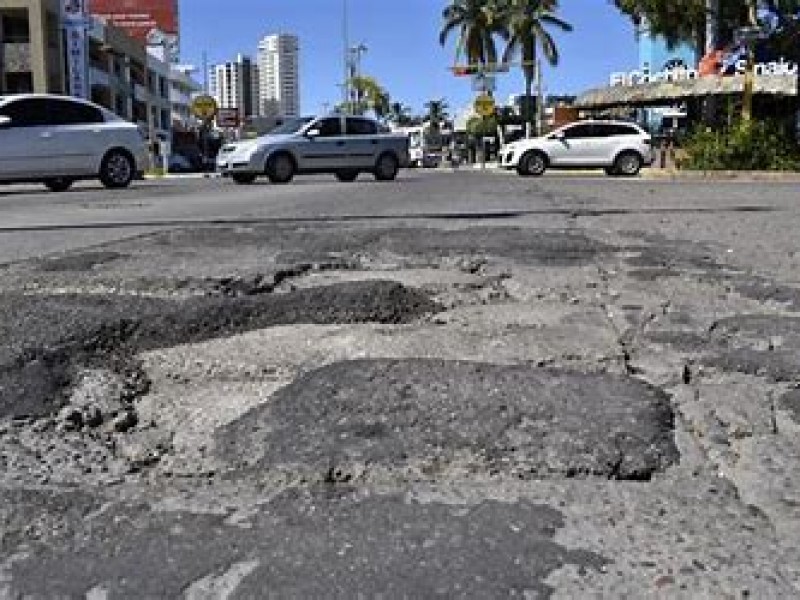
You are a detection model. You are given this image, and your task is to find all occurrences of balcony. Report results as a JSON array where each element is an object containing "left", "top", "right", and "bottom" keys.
[{"left": 1, "top": 42, "right": 31, "bottom": 73}]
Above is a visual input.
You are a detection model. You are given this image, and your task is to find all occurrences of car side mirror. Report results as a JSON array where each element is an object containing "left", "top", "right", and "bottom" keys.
[
  {"left": 0, "top": 115, "right": 11, "bottom": 129},
  {"left": 305, "top": 128, "right": 320, "bottom": 138},
  {"left": 552, "top": 131, "right": 565, "bottom": 141}
]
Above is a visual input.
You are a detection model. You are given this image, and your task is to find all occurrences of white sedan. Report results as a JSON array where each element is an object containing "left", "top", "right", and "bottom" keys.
[{"left": 0, "top": 94, "right": 147, "bottom": 192}]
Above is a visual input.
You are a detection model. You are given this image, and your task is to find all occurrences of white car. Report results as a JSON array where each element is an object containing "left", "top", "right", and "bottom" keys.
[
  {"left": 0, "top": 94, "right": 147, "bottom": 192},
  {"left": 499, "top": 120, "right": 655, "bottom": 177}
]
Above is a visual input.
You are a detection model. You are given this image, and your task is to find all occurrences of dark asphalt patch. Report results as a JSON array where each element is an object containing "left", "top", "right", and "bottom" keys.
[
  {"left": 0, "top": 282, "right": 439, "bottom": 419},
  {"left": 778, "top": 389, "right": 800, "bottom": 423},
  {"left": 219, "top": 359, "right": 679, "bottom": 481},
  {"left": 5, "top": 490, "right": 606, "bottom": 598},
  {"left": 36, "top": 251, "right": 125, "bottom": 272},
  {"left": 0, "top": 488, "right": 101, "bottom": 554}
]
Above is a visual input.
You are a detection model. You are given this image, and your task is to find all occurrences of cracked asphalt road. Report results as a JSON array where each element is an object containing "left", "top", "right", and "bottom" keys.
[{"left": 2, "top": 171, "right": 800, "bottom": 597}]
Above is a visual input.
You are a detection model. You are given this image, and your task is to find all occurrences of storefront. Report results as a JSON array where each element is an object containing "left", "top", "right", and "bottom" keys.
[{"left": 575, "top": 63, "right": 798, "bottom": 136}]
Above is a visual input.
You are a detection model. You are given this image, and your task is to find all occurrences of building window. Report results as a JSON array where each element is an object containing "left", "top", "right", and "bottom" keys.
[{"left": 1, "top": 13, "right": 30, "bottom": 43}]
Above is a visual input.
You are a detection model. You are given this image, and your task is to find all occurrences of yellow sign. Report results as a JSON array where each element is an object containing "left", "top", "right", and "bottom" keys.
[
  {"left": 474, "top": 93, "right": 495, "bottom": 117},
  {"left": 191, "top": 95, "right": 218, "bottom": 120}
]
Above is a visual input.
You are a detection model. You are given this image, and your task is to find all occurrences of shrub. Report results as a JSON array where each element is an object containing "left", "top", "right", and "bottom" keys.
[{"left": 678, "top": 119, "right": 800, "bottom": 171}]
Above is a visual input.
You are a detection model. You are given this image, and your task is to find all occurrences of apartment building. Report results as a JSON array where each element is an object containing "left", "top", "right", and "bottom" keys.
[
  {"left": 208, "top": 53, "right": 260, "bottom": 119},
  {"left": 0, "top": 0, "right": 64, "bottom": 94},
  {"left": 257, "top": 33, "right": 299, "bottom": 117}
]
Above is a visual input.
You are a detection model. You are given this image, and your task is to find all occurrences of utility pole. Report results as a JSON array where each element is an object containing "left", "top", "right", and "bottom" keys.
[
  {"left": 535, "top": 59, "right": 544, "bottom": 136},
  {"left": 202, "top": 51, "right": 208, "bottom": 94},
  {"left": 342, "top": 0, "right": 350, "bottom": 111},
  {"left": 741, "top": 0, "right": 759, "bottom": 123}
]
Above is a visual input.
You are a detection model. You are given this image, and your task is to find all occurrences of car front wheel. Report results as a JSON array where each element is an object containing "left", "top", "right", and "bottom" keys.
[
  {"left": 44, "top": 177, "right": 74, "bottom": 192},
  {"left": 613, "top": 151, "right": 643, "bottom": 177},
  {"left": 266, "top": 153, "right": 295, "bottom": 184},
  {"left": 374, "top": 153, "right": 399, "bottom": 181},
  {"left": 516, "top": 151, "right": 547, "bottom": 177},
  {"left": 99, "top": 149, "right": 135, "bottom": 189}
]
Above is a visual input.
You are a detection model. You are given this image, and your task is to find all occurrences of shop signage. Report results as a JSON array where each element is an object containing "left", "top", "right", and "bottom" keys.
[
  {"left": 610, "top": 57, "right": 798, "bottom": 87},
  {"left": 216, "top": 107, "right": 239, "bottom": 128},
  {"left": 62, "top": 0, "right": 89, "bottom": 99}
]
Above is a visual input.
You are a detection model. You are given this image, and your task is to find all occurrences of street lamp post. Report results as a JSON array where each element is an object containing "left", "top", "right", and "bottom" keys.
[{"left": 348, "top": 43, "right": 367, "bottom": 114}]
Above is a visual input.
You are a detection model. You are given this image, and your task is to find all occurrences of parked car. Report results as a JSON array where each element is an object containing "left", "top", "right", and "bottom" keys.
[
  {"left": 217, "top": 115, "right": 410, "bottom": 184},
  {"left": 0, "top": 94, "right": 147, "bottom": 192},
  {"left": 499, "top": 120, "right": 655, "bottom": 177}
]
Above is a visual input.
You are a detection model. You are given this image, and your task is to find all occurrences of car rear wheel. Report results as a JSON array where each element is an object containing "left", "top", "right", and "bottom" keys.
[
  {"left": 516, "top": 151, "right": 547, "bottom": 177},
  {"left": 266, "top": 153, "right": 295, "bottom": 184},
  {"left": 44, "top": 177, "right": 74, "bottom": 192},
  {"left": 334, "top": 170, "right": 359, "bottom": 182},
  {"left": 231, "top": 173, "right": 257, "bottom": 185},
  {"left": 99, "top": 149, "right": 135, "bottom": 189},
  {"left": 613, "top": 151, "right": 643, "bottom": 177},
  {"left": 374, "top": 153, "right": 399, "bottom": 181}
]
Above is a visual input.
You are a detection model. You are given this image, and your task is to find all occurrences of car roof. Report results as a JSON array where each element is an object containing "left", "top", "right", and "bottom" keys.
[{"left": 0, "top": 93, "right": 98, "bottom": 107}]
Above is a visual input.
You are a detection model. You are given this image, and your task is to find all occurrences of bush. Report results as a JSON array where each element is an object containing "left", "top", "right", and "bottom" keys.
[{"left": 678, "top": 119, "right": 800, "bottom": 171}]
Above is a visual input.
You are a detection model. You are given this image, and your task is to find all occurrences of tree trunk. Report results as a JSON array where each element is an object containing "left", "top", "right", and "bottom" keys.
[{"left": 524, "top": 74, "right": 533, "bottom": 138}]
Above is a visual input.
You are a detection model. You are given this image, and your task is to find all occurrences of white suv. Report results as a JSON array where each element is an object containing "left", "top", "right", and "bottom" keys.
[
  {"left": 0, "top": 94, "right": 147, "bottom": 192},
  {"left": 500, "top": 120, "right": 654, "bottom": 177}
]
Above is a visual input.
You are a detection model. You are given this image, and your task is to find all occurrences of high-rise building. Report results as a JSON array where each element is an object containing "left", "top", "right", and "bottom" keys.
[
  {"left": 88, "top": 0, "right": 179, "bottom": 63},
  {"left": 208, "top": 54, "right": 260, "bottom": 119},
  {"left": 257, "top": 33, "right": 299, "bottom": 117}
]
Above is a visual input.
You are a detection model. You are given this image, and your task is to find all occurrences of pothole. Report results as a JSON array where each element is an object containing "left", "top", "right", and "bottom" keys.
[{"left": 0, "top": 281, "right": 440, "bottom": 420}]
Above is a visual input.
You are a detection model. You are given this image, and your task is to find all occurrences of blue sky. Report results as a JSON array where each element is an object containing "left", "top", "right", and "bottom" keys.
[{"left": 179, "top": 1, "right": 638, "bottom": 116}]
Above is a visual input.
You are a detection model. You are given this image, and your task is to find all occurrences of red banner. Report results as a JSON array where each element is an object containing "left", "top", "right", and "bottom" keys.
[{"left": 88, "top": 0, "right": 178, "bottom": 42}]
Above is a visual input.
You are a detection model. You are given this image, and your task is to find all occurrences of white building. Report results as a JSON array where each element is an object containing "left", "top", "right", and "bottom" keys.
[
  {"left": 208, "top": 53, "right": 260, "bottom": 118},
  {"left": 257, "top": 33, "right": 299, "bottom": 117}
]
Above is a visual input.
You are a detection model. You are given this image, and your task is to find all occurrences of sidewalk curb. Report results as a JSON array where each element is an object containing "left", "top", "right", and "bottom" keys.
[{"left": 641, "top": 168, "right": 800, "bottom": 182}]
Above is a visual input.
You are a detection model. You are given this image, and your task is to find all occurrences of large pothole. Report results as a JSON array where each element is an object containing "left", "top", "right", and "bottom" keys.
[
  {"left": 0, "top": 281, "right": 439, "bottom": 419},
  {"left": 219, "top": 358, "right": 679, "bottom": 482}
]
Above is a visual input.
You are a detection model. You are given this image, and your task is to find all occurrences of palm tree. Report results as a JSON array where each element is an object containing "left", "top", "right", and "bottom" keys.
[
  {"left": 500, "top": 0, "right": 572, "bottom": 136},
  {"left": 423, "top": 99, "right": 450, "bottom": 132},
  {"left": 439, "top": 0, "right": 509, "bottom": 73},
  {"left": 388, "top": 102, "right": 414, "bottom": 127}
]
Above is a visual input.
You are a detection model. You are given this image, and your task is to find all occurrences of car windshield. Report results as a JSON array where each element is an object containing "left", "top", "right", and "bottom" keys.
[{"left": 267, "top": 117, "right": 314, "bottom": 135}]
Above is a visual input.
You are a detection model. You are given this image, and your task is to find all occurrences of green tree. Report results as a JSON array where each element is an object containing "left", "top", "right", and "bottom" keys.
[
  {"left": 762, "top": 0, "right": 800, "bottom": 123},
  {"left": 499, "top": 0, "right": 572, "bottom": 136},
  {"left": 611, "top": 0, "right": 748, "bottom": 54},
  {"left": 342, "top": 75, "right": 391, "bottom": 118},
  {"left": 439, "top": 0, "right": 509, "bottom": 72}
]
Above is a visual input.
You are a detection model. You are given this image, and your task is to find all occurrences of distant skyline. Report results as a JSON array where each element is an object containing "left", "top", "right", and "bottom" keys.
[{"left": 178, "top": 1, "right": 640, "bottom": 116}]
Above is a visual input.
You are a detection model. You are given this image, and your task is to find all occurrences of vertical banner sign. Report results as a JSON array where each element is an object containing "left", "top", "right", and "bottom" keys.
[{"left": 62, "top": 0, "right": 89, "bottom": 99}]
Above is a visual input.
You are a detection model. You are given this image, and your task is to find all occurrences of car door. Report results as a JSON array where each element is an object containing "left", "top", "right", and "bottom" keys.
[
  {"left": 344, "top": 117, "right": 379, "bottom": 168},
  {"left": 45, "top": 98, "right": 106, "bottom": 175},
  {"left": 296, "top": 116, "right": 347, "bottom": 170},
  {"left": 550, "top": 123, "right": 598, "bottom": 166},
  {"left": 0, "top": 97, "right": 58, "bottom": 179},
  {"left": 590, "top": 123, "right": 631, "bottom": 165}
]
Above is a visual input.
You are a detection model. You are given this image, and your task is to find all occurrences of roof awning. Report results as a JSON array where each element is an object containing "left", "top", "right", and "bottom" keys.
[{"left": 575, "top": 74, "right": 798, "bottom": 110}]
